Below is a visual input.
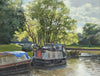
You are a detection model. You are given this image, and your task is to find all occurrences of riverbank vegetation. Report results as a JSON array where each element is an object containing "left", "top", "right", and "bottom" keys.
[
  {"left": 65, "top": 45, "right": 100, "bottom": 49},
  {"left": 78, "top": 23, "right": 100, "bottom": 45},
  {"left": 79, "top": 51, "right": 100, "bottom": 54}
]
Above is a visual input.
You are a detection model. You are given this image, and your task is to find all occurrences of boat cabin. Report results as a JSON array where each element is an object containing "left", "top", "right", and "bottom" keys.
[
  {"left": 0, "top": 51, "right": 31, "bottom": 75},
  {"left": 32, "top": 43, "right": 67, "bottom": 67},
  {"left": 33, "top": 43, "right": 66, "bottom": 59},
  {"left": 0, "top": 51, "right": 30, "bottom": 65}
]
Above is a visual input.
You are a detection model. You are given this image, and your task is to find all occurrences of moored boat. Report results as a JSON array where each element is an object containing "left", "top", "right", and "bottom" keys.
[
  {"left": 0, "top": 51, "right": 31, "bottom": 76},
  {"left": 31, "top": 43, "right": 67, "bottom": 68}
]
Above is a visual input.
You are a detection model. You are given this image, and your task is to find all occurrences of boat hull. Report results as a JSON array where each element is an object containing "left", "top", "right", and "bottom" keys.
[
  {"left": 32, "top": 58, "right": 67, "bottom": 68},
  {"left": 0, "top": 60, "right": 31, "bottom": 76}
]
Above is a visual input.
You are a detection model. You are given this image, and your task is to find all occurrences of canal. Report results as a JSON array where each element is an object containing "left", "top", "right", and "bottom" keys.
[{"left": 15, "top": 57, "right": 100, "bottom": 76}]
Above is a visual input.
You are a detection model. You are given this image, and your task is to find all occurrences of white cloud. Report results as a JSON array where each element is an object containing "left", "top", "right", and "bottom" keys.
[
  {"left": 68, "top": 0, "right": 100, "bottom": 7},
  {"left": 64, "top": 0, "right": 71, "bottom": 8},
  {"left": 64, "top": 0, "right": 100, "bottom": 26},
  {"left": 70, "top": 3, "right": 100, "bottom": 24}
]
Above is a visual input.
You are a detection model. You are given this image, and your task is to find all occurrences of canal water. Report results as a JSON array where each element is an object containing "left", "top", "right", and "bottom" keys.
[{"left": 16, "top": 57, "right": 100, "bottom": 76}]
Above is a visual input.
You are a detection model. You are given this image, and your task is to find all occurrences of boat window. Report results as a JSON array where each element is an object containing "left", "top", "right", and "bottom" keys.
[
  {"left": 55, "top": 52, "right": 58, "bottom": 59},
  {"left": 2, "top": 57, "right": 7, "bottom": 64},
  {"left": 7, "top": 55, "right": 17, "bottom": 63},
  {"left": 58, "top": 52, "right": 61, "bottom": 58},
  {"left": 0, "top": 56, "right": 14, "bottom": 65},
  {"left": 42, "top": 53, "right": 47, "bottom": 59},
  {"left": 52, "top": 52, "right": 55, "bottom": 58},
  {"left": 48, "top": 52, "right": 50, "bottom": 58}
]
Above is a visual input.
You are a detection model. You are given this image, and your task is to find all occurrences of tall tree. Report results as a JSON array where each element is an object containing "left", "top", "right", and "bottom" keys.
[
  {"left": 29, "top": 0, "right": 78, "bottom": 46},
  {"left": 15, "top": 0, "right": 78, "bottom": 46}
]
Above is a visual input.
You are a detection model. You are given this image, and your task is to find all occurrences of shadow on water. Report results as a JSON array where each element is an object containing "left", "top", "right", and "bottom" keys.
[
  {"left": 32, "top": 64, "right": 66, "bottom": 71},
  {"left": 9, "top": 56, "right": 100, "bottom": 76},
  {"left": 7, "top": 72, "right": 31, "bottom": 76}
]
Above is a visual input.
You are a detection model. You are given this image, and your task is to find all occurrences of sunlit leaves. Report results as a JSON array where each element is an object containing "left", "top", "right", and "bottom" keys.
[
  {"left": 15, "top": 0, "right": 78, "bottom": 46},
  {"left": 28, "top": 0, "right": 78, "bottom": 45},
  {"left": 15, "top": 31, "right": 28, "bottom": 41}
]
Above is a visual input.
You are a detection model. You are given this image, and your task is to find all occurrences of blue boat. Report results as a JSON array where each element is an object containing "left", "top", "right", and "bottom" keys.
[{"left": 0, "top": 51, "right": 31, "bottom": 75}]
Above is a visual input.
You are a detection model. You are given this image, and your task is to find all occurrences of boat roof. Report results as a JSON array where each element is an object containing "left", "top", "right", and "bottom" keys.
[
  {"left": 43, "top": 43, "right": 63, "bottom": 51},
  {"left": 0, "top": 52, "right": 11, "bottom": 56},
  {"left": 44, "top": 43, "right": 63, "bottom": 46},
  {"left": 0, "top": 51, "right": 30, "bottom": 59},
  {"left": 55, "top": 43, "right": 63, "bottom": 46}
]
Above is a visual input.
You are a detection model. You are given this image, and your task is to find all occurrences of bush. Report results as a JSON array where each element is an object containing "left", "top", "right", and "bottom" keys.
[
  {"left": 22, "top": 43, "right": 32, "bottom": 52},
  {"left": 78, "top": 38, "right": 89, "bottom": 45}
]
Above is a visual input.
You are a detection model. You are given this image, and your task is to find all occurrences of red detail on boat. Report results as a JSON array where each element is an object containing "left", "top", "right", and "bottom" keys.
[{"left": 37, "top": 51, "right": 41, "bottom": 58}]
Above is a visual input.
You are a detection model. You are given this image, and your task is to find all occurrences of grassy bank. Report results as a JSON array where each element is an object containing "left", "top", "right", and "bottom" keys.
[
  {"left": 65, "top": 45, "right": 100, "bottom": 49},
  {"left": 0, "top": 44, "right": 21, "bottom": 51},
  {"left": 66, "top": 45, "right": 100, "bottom": 54},
  {"left": 0, "top": 44, "right": 33, "bottom": 57}
]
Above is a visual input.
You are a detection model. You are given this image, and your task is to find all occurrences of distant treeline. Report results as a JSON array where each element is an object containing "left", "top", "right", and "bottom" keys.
[{"left": 78, "top": 23, "right": 100, "bottom": 45}]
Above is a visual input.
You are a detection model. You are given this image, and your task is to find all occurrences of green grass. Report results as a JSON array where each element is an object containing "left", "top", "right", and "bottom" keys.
[
  {"left": 0, "top": 44, "right": 33, "bottom": 57},
  {"left": 66, "top": 45, "right": 100, "bottom": 54},
  {"left": 0, "top": 43, "right": 22, "bottom": 51},
  {"left": 65, "top": 45, "right": 100, "bottom": 49}
]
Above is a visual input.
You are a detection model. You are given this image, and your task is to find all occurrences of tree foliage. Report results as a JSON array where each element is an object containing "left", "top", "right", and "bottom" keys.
[
  {"left": 15, "top": 0, "right": 78, "bottom": 46},
  {"left": 79, "top": 23, "right": 100, "bottom": 45},
  {"left": 0, "top": 0, "right": 26, "bottom": 44},
  {"left": 25, "top": 0, "right": 78, "bottom": 46}
]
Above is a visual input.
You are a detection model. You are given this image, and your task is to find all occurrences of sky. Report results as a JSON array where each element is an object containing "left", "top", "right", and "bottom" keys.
[
  {"left": 64, "top": 0, "right": 100, "bottom": 33},
  {"left": 23, "top": 0, "right": 100, "bottom": 33}
]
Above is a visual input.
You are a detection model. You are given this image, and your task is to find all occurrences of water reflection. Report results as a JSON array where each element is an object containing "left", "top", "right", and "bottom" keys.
[
  {"left": 65, "top": 57, "right": 100, "bottom": 76},
  {"left": 13, "top": 57, "right": 100, "bottom": 76},
  {"left": 31, "top": 65, "right": 67, "bottom": 76}
]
